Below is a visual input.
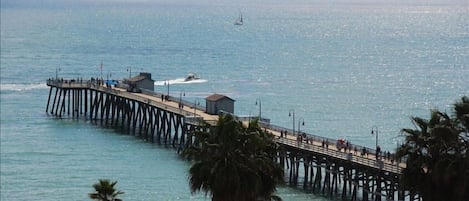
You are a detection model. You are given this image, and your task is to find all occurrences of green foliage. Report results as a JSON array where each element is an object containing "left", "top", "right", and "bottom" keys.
[
  {"left": 89, "top": 179, "right": 124, "bottom": 201},
  {"left": 182, "top": 114, "right": 284, "bottom": 201},
  {"left": 396, "top": 96, "right": 469, "bottom": 201}
]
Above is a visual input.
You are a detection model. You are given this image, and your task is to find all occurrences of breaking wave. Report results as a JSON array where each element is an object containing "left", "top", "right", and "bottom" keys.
[{"left": 0, "top": 83, "right": 48, "bottom": 91}]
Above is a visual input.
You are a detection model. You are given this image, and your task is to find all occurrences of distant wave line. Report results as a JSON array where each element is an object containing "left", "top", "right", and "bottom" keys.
[
  {"left": 0, "top": 83, "right": 48, "bottom": 91},
  {"left": 0, "top": 79, "right": 208, "bottom": 91}
]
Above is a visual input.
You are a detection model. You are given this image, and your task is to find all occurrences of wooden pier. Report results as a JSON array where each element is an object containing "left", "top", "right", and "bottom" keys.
[{"left": 45, "top": 78, "right": 419, "bottom": 201}]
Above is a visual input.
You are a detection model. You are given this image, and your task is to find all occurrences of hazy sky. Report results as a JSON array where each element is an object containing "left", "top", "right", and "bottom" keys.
[{"left": 2, "top": 0, "right": 468, "bottom": 8}]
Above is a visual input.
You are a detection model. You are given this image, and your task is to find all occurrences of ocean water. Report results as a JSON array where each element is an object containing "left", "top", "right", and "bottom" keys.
[{"left": 1, "top": 0, "right": 468, "bottom": 200}]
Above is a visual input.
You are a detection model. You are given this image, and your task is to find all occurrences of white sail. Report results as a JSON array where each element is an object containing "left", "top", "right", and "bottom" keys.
[{"left": 234, "top": 11, "right": 243, "bottom": 25}]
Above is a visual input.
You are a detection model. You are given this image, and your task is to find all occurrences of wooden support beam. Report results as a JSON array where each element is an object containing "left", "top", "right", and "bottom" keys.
[
  {"left": 59, "top": 89, "right": 67, "bottom": 118},
  {"left": 46, "top": 87, "right": 53, "bottom": 113},
  {"left": 45, "top": 82, "right": 411, "bottom": 201},
  {"left": 51, "top": 87, "right": 59, "bottom": 115}
]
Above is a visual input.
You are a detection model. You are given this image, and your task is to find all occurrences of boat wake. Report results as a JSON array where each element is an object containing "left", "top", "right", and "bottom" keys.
[
  {"left": 154, "top": 78, "right": 208, "bottom": 86},
  {"left": 0, "top": 83, "right": 48, "bottom": 91}
]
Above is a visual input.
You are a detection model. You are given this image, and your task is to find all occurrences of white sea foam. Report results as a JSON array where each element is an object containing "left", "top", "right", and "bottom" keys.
[{"left": 0, "top": 83, "right": 48, "bottom": 91}]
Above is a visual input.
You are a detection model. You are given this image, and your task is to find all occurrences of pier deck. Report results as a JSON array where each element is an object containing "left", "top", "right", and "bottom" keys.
[{"left": 46, "top": 78, "right": 415, "bottom": 201}]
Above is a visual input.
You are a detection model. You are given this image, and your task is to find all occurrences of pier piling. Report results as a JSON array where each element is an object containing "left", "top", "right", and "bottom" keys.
[{"left": 46, "top": 78, "right": 418, "bottom": 201}]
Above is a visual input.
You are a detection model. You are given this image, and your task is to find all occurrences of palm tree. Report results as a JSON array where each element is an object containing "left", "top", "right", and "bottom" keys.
[
  {"left": 396, "top": 96, "right": 469, "bottom": 201},
  {"left": 454, "top": 96, "right": 469, "bottom": 131},
  {"left": 183, "top": 114, "right": 284, "bottom": 201},
  {"left": 89, "top": 179, "right": 124, "bottom": 201}
]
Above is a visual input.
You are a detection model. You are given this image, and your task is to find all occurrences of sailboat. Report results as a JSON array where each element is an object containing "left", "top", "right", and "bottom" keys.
[{"left": 234, "top": 11, "right": 243, "bottom": 25}]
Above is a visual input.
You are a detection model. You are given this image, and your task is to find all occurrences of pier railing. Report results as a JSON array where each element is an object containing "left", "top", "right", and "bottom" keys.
[
  {"left": 275, "top": 136, "right": 402, "bottom": 174},
  {"left": 46, "top": 78, "right": 403, "bottom": 174},
  {"left": 260, "top": 122, "right": 384, "bottom": 163},
  {"left": 216, "top": 110, "right": 403, "bottom": 174},
  {"left": 46, "top": 78, "right": 411, "bottom": 200},
  {"left": 47, "top": 79, "right": 192, "bottom": 116}
]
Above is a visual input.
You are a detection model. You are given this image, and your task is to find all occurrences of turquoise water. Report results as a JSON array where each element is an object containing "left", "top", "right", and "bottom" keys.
[{"left": 1, "top": 1, "right": 468, "bottom": 200}]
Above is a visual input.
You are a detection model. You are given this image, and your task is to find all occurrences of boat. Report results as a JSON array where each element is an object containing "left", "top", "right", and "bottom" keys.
[
  {"left": 234, "top": 11, "right": 243, "bottom": 25},
  {"left": 184, "top": 73, "right": 200, "bottom": 82}
]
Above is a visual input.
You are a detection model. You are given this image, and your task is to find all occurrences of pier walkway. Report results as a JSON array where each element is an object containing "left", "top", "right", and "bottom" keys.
[{"left": 46, "top": 78, "right": 414, "bottom": 201}]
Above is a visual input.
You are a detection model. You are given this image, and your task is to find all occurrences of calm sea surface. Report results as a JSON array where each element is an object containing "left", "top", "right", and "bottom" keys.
[{"left": 1, "top": 1, "right": 468, "bottom": 200}]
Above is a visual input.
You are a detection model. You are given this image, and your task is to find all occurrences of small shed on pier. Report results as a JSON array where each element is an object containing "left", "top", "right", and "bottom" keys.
[
  {"left": 127, "top": 72, "right": 154, "bottom": 92},
  {"left": 205, "top": 94, "right": 235, "bottom": 115}
]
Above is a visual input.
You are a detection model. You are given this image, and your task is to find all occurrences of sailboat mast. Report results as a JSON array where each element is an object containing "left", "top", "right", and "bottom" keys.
[{"left": 234, "top": 10, "right": 243, "bottom": 25}]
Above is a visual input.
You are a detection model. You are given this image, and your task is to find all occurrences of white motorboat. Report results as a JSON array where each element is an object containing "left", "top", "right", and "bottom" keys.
[{"left": 184, "top": 73, "right": 200, "bottom": 82}]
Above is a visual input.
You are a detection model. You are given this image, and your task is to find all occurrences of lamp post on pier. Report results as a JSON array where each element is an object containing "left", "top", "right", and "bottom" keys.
[
  {"left": 297, "top": 117, "right": 305, "bottom": 135},
  {"left": 193, "top": 98, "right": 200, "bottom": 117},
  {"left": 371, "top": 126, "right": 379, "bottom": 150},
  {"left": 255, "top": 98, "right": 262, "bottom": 122},
  {"left": 371, "top": 126, "right": 380, "bottom": 159},
  {"left": 100, "top": 61, "right": 103, "bottom": 80},
  {"left": 164, "top": 80, "right": 170, "bottom": 97},
  {"left": 127, "top": 67, "right": 132, "bottom": 79},
  {"left": 55, "top": 67, "right": 61, "bottom": 80},
  {"left": 179, "top": 90, "right": 185, "bottom": 109},
  {"left": 288, "top": 109, "right": 295, "bottom": 135}
]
